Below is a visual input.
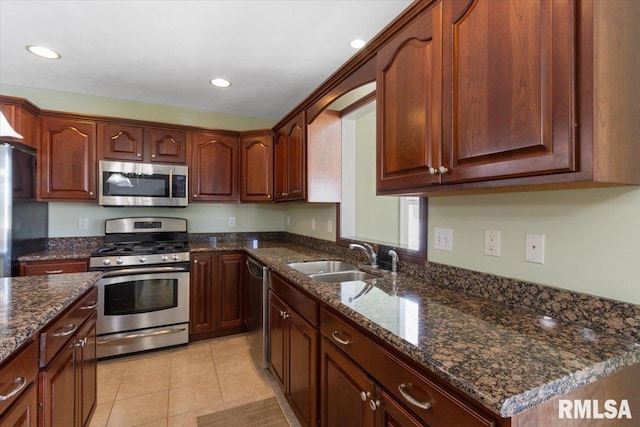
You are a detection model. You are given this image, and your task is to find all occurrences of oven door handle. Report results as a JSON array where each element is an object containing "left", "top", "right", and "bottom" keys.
[{"left": 100, "top": 266, "right": 188, "bottom": 277}]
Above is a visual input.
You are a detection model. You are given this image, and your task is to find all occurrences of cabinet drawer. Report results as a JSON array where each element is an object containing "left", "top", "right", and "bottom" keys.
[
  {"left": 269, "top": 272, "right": 318, "bottom": 327},
  {"left": 321, "top": 308, "right": 496, "bottom": 427},
  {"left": 0, "top": 341, "right": 38, "bottom": 417},
  {"left": 39, "top": 287, "right": 98, "bottom": 367},
  {"left": 20, "top": 259, "right": 89, "bottom": 276}
]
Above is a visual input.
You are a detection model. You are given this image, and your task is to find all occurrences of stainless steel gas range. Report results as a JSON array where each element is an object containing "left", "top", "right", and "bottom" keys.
[{"left": 90, "top": 217, "right": 190, "bottom": 359}]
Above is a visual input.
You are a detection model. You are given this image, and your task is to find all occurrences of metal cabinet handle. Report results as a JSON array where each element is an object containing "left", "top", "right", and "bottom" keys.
[
  {"left": 0, "top": 377, "right": 27, "bottom": 401},
  {"left": 331, "top": 330, "right": 352, "bottom": 345},
  {"left": 52, "top": 323, "right": 77, "bottom": 337},
  {"left": 152, "top": 154, "right": 157, "bottom": 158},
  {"left": 44, "top": 269, "right": 64, "bottom": 274},
  {"left": 398, "top": 383, "right": 432, "bottom": 410},
  {"left": 80, "top": 301, "right": 98, "bottom": 310},
  {"left": 89, "top": 191, "right": 94, "bottom": 196},
  {"left": 428, "top": 166, "right": 437, "bottom": 175},
  {"left": 194, "top": 260, "right": 199, "bottom": 264},
  {"left": 72, "top": 337, "right": 87, "bottom": 348},
  {"left": 280, "top": 310, "right": 290, "bottom": 319},
  {"left": 360, "top": 391, "right": 371, "bottom": 402},
  {"left": 438, "top": 166, "right": 449, "bottom": 174},
  {"left": 137, "top": 153, "right": 142, "bottom": 157},
  {"left": 369, "top": 399, "right": 380, "bottom": 411},
  {"left": 193, "top": 194, "right": 198, "bottom": 198}
]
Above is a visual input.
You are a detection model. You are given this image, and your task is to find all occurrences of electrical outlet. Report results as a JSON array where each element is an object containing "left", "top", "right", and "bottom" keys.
[
  {"left": 78, "top": 218, "right": 88, "bottom": 230},
  {"left": 311, "top": 218, "right": 316, "bottom": 231},
  {"left": 434, "top": 228, "right": 453, "bottom": 251},
  {"left": 484, "top": 230, "right": 501, "bottom": 257},
  {"left": 286, "top": 216, "right": 291, "bottom": 226},
  {"left": 228, "top": 217, "right": 235, "bottom": 227},
  {"left": 525, "top": 233, "right": 545, "bottom": 264},
  {"left": 327, "top": 220, "right": 333, "bottom": 233}
]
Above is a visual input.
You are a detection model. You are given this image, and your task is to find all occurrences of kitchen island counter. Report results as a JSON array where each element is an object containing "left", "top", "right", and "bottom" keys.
[{"left": 0, "top": 272, "right": 102, "bottom": 363}]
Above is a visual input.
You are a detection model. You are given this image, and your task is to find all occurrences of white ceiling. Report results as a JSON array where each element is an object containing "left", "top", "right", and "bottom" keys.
[{"left": 0, "top": 0, "right": 412, "bottom": 120}]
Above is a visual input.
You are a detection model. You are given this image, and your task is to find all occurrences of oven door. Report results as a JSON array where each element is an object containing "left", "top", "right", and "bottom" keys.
[{"left": 97, "top": 266, "right": 189, "bottom": 336}]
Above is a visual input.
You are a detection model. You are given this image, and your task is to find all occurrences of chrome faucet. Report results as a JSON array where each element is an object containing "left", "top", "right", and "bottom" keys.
[
  {"left": 349, "top": 243, "right": 378, "bottom": 268},
  {"left": 388, "top": 249, "right": 399, "bottom": 274}
]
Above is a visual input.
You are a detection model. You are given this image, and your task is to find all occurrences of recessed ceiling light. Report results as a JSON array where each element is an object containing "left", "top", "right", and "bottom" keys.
[
  {"left": 350, "top": 39, "right": 366, "bottom": 49},
  {"left": 210, "top": 78, "right": 231, "bottom": 88},
  {"left": 26, "top": 45, "right": 61, "bottom": 59}
]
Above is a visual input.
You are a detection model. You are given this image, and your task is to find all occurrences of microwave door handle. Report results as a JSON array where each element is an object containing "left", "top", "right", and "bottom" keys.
[{"left": 169, "top": 169, "right": 173, "bottom": 201}]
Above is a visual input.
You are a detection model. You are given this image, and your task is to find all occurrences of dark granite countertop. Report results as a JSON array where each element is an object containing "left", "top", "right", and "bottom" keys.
[
  {"left": 18, "top": 247, "right": 94, "bottom": 261},
  {"left": 16, "top": 238, "right": 640, "bottom": 417},
  {"left": 0, "top": 272, "right": 102, "bottom": 364},
  {"left": 244, "top": 245, "right": 640, "bottom": 418}
]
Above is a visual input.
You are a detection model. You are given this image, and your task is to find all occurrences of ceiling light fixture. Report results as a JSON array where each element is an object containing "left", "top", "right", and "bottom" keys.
[
  {"left": 26, "top": 45, "right": 61, "bottom": 59},
  {"left": 350, "top": 39, "right": 366, "bottom": 49},
  {"left": 210, "top": 78, "right": 231, "bottom": 88}
]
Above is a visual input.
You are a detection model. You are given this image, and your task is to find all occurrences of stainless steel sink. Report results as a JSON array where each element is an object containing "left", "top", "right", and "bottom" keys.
[
  {"left": 288, "top": 260, "right": 358, "bottom": 275},
  {"left": 309, "top": 270, "right": 378, "bottom": 283}
]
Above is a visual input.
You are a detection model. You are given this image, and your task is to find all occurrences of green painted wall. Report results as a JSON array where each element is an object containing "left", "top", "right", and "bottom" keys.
[{"left": 283, "top": 203, "right": 337, "bottom": 241}]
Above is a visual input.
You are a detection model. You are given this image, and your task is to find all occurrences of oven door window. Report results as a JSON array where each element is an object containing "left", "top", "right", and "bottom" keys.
[{"left": 104, "top": 277, "right": 178, "bottom": 315}]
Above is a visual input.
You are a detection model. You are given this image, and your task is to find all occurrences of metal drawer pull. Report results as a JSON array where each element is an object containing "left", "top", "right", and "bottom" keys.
[
  {"left": 280, "top": 310, "right": 290, "bottom": 319},
  {"left": 0, "top": 377, "right": 27, "bottom": 401},
  {"left": 80, "top": 301, "right": 98, "bottom": 310},
  {"left": 331, "top": 330, "right": 352, "bottom": 345},
  {"left": 369, "top": 399, "right": 380, "bottom": 411},
  {"left": 398, "top": 383, "right": 432, "bottom": 410},
  {"left": 53, "top": 323, "right": 77, "bottom": 337},
  {"left": 44, "top": 269, "right": 64, "bottom": 274},
  {"left": 73, "top": 337, "right": 87, "bottom": 348},
  {"left": 360, "top": 391, "right": 371, "bottom": 402},
  {"left": 97, "top": 327, "right": 186, "bottom": 345}
]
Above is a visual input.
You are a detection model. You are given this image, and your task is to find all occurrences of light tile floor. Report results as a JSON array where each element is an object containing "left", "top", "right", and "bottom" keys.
[{"left": 89, "top": 334, "right": 297, "bottom": 427}]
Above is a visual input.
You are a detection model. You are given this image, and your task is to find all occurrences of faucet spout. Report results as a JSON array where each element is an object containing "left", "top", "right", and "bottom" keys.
[
  {"left": 349, "top": 243, "right": 378, "bottom": 268},
  {"left": 388, "top": 249, "right": 399, "bottom": 274}
]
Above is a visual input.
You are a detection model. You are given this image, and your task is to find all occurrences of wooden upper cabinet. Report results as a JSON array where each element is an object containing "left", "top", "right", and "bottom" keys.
[
  {"left": 98, "top": 123, "right": 186, "bottom": 164},
  {"left": 147, "top": 127, "right": 187, "bottom": 164},
  {"left": 377, "top": 1, "right": 442, "bottom": 192},
  {"left": 98, "top": 122, "right": 145, "bottom": 161},
  {"left": 441, "top": 0, "right": 576, "bottom": 183},
  {"left": 189, "top": 131, "right": 239, "bottom": 202},
  {"left": 240, "top": 131, "right": 273, "bottom": 202},
  {"left": 274, "top": 111, "right": 306, "bottom": 201},
  {"left": 0, "top": 96, "right": 39, "bottom": 149},
  {"left": 40, "top": 116, "right": 97, "bottom": 201}
]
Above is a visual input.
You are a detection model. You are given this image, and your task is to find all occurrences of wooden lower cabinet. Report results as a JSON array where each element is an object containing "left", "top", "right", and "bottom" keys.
[
  {"left": 189, "top": 252, "right": 245, "bottom": 341},
  {"left": 19, "top": 259, "right": 89, "bottom": 276},
  {"left": 268, "top": 290, "right": 318, "bottom": 427},
  {"left": 40, "top": 313, "right": 96, "bottom": 427},
  {"left": 0, "top": 383, "right": 38, "bottom": 427}
]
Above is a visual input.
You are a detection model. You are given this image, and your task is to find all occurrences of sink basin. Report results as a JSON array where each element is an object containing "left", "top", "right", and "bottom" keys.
[
  {"left": 309, "top": 270, "right": 378, "bottom": 283},
  {"left": 288, "top": 260, "right": 358, "bottom": 275}
]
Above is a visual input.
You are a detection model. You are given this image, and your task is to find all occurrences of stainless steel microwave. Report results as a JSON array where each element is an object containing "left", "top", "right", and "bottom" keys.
[{"left": 98, "top": 160, "right": 188, "bottom": 207}]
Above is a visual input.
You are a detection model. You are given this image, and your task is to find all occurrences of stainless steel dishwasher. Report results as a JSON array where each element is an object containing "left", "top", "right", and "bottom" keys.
[{"left": 245, "top": 256, "right": 269, "bottom": 368}]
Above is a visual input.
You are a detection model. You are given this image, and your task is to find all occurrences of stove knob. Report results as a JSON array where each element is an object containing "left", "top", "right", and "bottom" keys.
[
  {"left": 116, "top": 258, "right": 124, "bottom": 265},
  {"left": 102, "top": 259, "right": 111, "bottom": 266},
  {"left": 172, "top": 254, "right": 180, "bottom": 261},
  {"left": 139, "top": 256, "right": 147, "bottom": 263},
  {"left": 161, "top": 255, "right": 169, "bottom": 262}
]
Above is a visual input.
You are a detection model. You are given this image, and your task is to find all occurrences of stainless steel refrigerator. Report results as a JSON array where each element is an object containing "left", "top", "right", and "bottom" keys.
[{"left": 0, "top": 141, "right": 48, "bottom": 277}]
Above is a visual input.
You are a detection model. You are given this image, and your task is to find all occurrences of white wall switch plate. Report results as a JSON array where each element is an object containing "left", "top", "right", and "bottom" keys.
[
  {"left": 484, "top": 230, "right": 501, "bottom": 257},
  {"left": 228, "top": 217, "right": 235, "bottom": 227},
  {"left": 525, "top": 233, "right": 545, "bottom": 264},
  {"left": 434, "top": 227, "right": 453, "bottom": 251},
  {"left": 78, "top": 218, "right": 88, "bottom": 230}
]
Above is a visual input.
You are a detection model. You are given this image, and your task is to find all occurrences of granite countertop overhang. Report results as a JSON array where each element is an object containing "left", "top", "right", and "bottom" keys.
[
  {"left": 17, "top": 239, "right": 640, "bottom": 417},
  {"left": 243, "top": 245, "right": 640, "bottom": 418},
  {"left": 0, "top": 272, "right": 102, "bottom": 363}
]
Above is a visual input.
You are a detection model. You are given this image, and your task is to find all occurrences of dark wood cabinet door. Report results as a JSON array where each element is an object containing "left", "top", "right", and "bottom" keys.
[
  {"left": 75, "top": 314, "right": 97, "bottom": 427},
  {"left": 98, "top": 123, "right": 145, "bottom": 161},
  {"left": 441, "top": 0, "right": 577, "bottom": 183},
  {"left": 216, "top": 253, "right": 244, "bottom": 331},
  {"left": 189, "top": 254, "right": 215, "bottom": 335},
  {"left": 377, "top": 3, "right": 442, "bottom": 192},
  {"left": 40, "top": 343, "right": 76, "bottom": 427},
  {"left": 189, "top": 132, "right": 239, "bottom": 202},
  {"left": 0, "top": 383, "right": 37, "bottom": 427},
  {"left": 240, "top": 133, "right": 273, "bottom": 202},
  {"left": 288, "top": 310, "right": 318, "bottom": 427},
  {"left": 320, "top": 337, "right": 374, "bottom": 427},
  {"left": 285, "top": 117, "right": 306, "bottom": 201},
  {"left": 40, "top": 117, "right": 97, "bottom": 200},
  {"left": 268, "top": 291, "right": 288, "bottom": 391},
  {"left": 273, "top": 132, "right": 288, "bottom": 201},
  {"left": 375, "top": 386, "right": 424, "bottom": 427},
  {"left": 147, "top": 127, "right": 187, "bottom": 164}
]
